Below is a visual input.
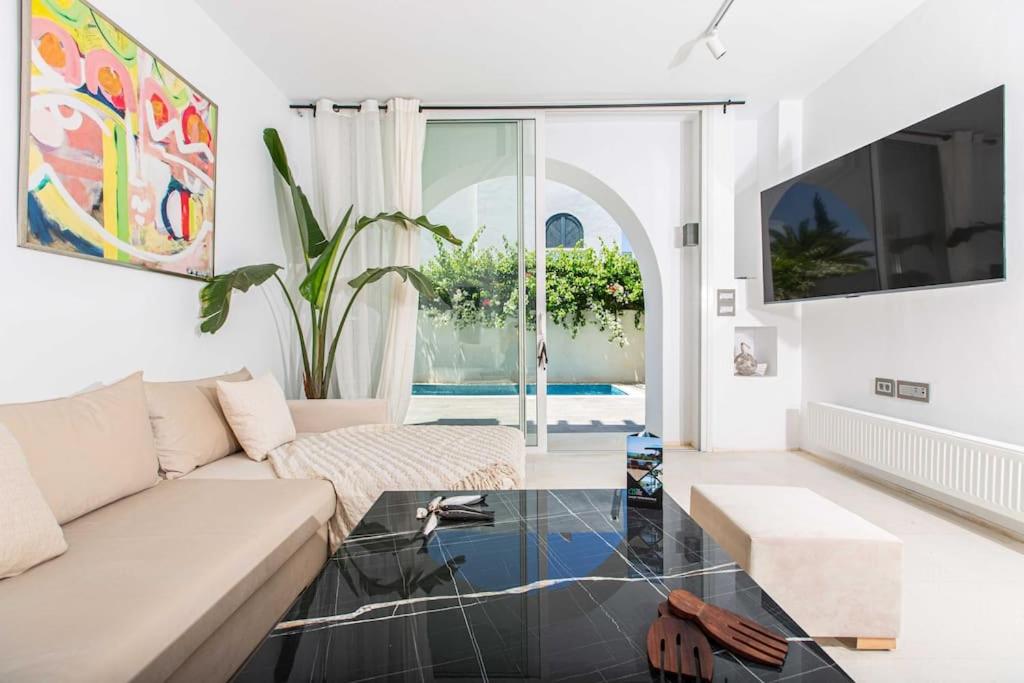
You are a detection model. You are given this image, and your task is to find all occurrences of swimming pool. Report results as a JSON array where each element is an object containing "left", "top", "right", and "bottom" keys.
[{"left": 412, "top": 383, "right": 627, "bottom": 396}]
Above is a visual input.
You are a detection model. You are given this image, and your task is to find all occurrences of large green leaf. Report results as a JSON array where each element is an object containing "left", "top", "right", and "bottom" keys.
[
  {"left": 300, "top": 208, "right": 459, "bottom": 309},
  {"left": 199, "top": 263, "right": 281, "bottom": 333},
  {"left": 299, "top": 207, "right": 352, "bottom": 308},
  {"left": 348, "top": 265, "right": 437, "bottom": 299},
  {"left": 291, "top": 186, "right": 328, "bottom": 258},
  {"left": 356, "top": 211, "right": 462, "bottom": 246},
  {"left": 262, "top": 128, "right": 293, "bottom": 185},
  {"left": 264, "top": 128, "right": 327, "bottom": 259}
]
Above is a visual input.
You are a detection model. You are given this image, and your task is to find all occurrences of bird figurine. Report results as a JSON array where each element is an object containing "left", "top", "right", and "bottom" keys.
[{"left": 416, "top": 494, "right": 493, "bottom": 537}]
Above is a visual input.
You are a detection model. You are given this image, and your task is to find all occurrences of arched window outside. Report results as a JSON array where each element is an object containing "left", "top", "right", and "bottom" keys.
[{"left": 545, "top": 212, "right": 584, "bottom": 248}]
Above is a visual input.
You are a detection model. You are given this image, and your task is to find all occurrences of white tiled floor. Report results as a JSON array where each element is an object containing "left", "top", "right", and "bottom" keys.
[{"left": 526, "top": 449, "right": 1024, "bottom": 683}]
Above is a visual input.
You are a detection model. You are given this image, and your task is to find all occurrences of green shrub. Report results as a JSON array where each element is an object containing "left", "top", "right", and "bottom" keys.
[{"left": 420, "top": 227, "right": 644, "bottom": 347}]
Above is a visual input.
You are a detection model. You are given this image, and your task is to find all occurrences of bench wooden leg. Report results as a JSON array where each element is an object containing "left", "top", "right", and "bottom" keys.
[{"left": 855, "top": 637, "right": 896, "bottom": 650}]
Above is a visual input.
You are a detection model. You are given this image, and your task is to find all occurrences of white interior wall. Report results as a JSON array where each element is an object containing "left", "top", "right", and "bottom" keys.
[
  {"left": 0, "top": 0, "right": 300, "bottom": 402},
  {"left": 798, "top": 0, "right": 1020, "bottom": 445},
  {"left": 734, "top": 119, "right": 761, "bottom": 279},
  {"left": 708, "top": 110, "right": 803, "bottom": 451}
]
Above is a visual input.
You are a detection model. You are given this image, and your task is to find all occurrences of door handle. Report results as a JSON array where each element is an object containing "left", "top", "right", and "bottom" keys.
[{"left": 537, "top": 340, "right": 548, "bottom": 370}]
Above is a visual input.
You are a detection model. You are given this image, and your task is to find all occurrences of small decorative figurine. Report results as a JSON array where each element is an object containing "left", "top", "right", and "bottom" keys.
[
  {"left": 734, "top": 341, "right": 758, "bottom": 376},
  {"left": 416, "top": 494, "right": 493, "bottom": 537}
]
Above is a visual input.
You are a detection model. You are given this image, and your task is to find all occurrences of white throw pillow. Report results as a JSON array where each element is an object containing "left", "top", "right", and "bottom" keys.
[
  {"left": 0, "top": 424, "right": 68, "bottom": 579},
  {"left": 145, "top": 368, "right": 252, "bottom": 478},
  {"left": 216, "top": 373, "right": 296, "bottom": 461}
]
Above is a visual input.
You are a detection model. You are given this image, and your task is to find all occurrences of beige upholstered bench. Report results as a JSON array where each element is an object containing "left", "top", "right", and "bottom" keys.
[{"left": 690, "top": 485, "right": 902, "bottom": 650}]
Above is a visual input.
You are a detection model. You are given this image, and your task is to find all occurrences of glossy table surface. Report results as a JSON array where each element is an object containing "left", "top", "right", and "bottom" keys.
[{"left": 235, "top": 489, "right": 852, "bottom": 682}]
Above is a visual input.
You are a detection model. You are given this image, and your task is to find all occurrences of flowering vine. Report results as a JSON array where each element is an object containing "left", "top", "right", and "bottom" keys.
[{"left": 419, "top": 226, "right": 644, "bottom": 347}]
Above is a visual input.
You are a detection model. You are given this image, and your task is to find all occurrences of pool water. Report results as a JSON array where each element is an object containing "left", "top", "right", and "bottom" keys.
[{"left": 412, "top": 383, "right": 627, "bottom": 396}]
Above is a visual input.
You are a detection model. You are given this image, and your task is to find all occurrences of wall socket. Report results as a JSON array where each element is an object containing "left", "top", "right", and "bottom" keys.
[
  {"left": 897, "top": 380, "right": 930, "bottom": 403},
  {"left": 874, "top": 377, "right": 895, "bottom": 397}
]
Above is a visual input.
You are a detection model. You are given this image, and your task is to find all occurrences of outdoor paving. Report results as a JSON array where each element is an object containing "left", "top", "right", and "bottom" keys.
[{"left": 405, "top": 384, "right": 645, "bottom": 433}]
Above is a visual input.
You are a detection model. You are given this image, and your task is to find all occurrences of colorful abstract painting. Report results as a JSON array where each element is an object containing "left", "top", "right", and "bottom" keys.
[{"left": 19, "top": 0, "right": 217, "bottom": 279}]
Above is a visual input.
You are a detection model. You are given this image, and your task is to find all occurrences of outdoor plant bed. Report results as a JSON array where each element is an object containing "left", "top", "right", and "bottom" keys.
[{"left": 420, "top": 227, "right": 644, "bottom": 347}]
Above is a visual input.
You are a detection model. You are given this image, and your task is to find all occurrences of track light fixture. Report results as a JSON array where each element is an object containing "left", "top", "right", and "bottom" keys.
[
  {"left": 705, "top": 30, "right": 727, "bottom": 60},
  {"left": 668, "top": 0, "right": 737, "bottom": 69}
]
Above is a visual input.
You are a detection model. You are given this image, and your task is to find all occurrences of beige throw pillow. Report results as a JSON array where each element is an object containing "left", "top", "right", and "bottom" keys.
[
  {"left": 0, "top": 424, "right": 68, "bottom": 579},
  {"left": 0, "top": 372, "right": 160, "bottom": 524},
  {"left": 144, "top": 368, "right": 252, "bottom": 478},
  {"left": 217, "top": 373, "right": 296, "bottom": 461}
]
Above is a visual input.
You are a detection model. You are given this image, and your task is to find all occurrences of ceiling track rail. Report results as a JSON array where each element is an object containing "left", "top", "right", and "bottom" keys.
[{"left": 289, "top": 99, "right": 746, "bottom": 116}]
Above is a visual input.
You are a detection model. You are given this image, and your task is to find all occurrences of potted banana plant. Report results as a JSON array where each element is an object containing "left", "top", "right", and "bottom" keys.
[{"left": 197, "top": 128, "right": 461, "bottom": 399}]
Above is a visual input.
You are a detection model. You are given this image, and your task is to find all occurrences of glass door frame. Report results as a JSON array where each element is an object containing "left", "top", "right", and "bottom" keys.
[{"left": 424, "top": 110, "right": 549, "bottom": 452}]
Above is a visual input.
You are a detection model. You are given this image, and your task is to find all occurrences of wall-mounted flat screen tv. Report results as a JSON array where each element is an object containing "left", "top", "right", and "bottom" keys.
[{"left": 761, "top": 86, "right": 1004, "bottom": 303}]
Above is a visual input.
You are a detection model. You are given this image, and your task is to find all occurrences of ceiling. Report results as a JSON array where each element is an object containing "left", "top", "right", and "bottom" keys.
[{"left": 195, "top": 0, "right": 927, "bottom": 116}]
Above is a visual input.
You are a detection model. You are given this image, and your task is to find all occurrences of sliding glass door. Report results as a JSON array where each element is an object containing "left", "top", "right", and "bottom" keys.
[{"left": 409, "top": 116, "right": 545, "bottom": 448}]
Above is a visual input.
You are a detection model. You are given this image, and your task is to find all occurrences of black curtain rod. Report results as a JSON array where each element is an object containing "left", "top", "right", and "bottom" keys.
[{"left": 289, "top": 99, "right": 746, "bottom": 116}]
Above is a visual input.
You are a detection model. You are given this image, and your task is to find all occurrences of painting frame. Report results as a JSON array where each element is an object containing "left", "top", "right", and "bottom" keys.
[{"left": 17, "top": 0, "right": 219, "bottom": 282}]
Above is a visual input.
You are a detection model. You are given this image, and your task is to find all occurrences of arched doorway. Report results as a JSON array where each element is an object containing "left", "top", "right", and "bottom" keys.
[
  {"left": 541, "top": 178, "right": 647, "bottom": 447},
  {"left": 546, "top": 159, "right": 664, "bottom": 441}
]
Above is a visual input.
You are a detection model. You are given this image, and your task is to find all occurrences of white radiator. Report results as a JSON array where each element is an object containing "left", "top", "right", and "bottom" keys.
[{"left": 806, "top": 402, "right": 1024, "bottom": 535}]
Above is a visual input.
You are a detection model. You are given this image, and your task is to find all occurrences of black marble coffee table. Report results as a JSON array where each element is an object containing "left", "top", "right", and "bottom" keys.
[{"left": 235, "top": 490, "right": 852, "bottom": 682}]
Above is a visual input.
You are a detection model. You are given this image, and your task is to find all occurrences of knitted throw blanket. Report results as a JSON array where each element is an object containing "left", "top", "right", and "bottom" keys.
[{"left": 269, "top": 424, "right": 525, "bottom": 551}]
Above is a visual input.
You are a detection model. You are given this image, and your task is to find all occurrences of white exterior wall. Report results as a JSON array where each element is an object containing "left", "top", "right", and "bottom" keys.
[
  {"left": 414, "top": 315, "right": 644, "bottom": 384},
  {"left": 1, "top": 0, "right": 300, "bottom": 402}
]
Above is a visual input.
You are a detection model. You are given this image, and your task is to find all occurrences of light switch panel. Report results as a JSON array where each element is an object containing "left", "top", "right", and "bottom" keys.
[
  {"left": 874, "top": 377, "right": 895, "bottom": 397},
  {"left": 897, "top": 380, "right": 930, "bottom": 403},
  {"left": 717, "top": 289, "right": 736, "bottom": 316}
]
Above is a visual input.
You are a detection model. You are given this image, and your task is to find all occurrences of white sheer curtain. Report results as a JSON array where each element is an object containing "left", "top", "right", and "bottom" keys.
[{"left": 311, "top": 98, "right": 425, "bottom": 422}]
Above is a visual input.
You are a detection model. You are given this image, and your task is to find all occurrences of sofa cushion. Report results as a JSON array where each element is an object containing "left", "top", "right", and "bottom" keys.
[
  {"left": 0, "top": 372, "right": 159, "bottom": 524},
  {"left": 166, "top": 528, "right": 328, "bottom": 683},
  {"left": 184, "top": 452, "right": 277, "bottom": 480},
  {"left": 145, "top": 368, "right": 252, "bottom": 478},
  {"left": 0, "top": 425, "right": 67, "bottom": 579},
  {"left": 0, "top": 478, "right": 334, "bottom": 683},
  {"left": 217, "top": 373, "right": 296, "bottom": 461},
  {"left": 287, "top": 398, "right": 388, "bottom": 433}
]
